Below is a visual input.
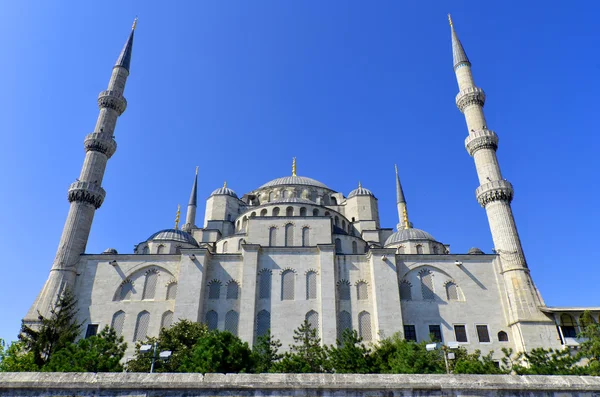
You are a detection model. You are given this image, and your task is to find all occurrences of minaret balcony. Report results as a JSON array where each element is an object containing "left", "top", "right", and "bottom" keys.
[
  {"left": 476, "top": 180, "right": 514, "bottom": 207},
  {"left": 68, "top": 181, "right": 106, "bottom": 209},
  {"left": 456, "top": 87, "right": 485, "bottom": 112},
  {"left": 465, "top": 129, "right": 499, "bottom": 156},
  {"left": 97, "top": 90, "right": 127, "bottom": 115},
  {"left": 84, "top": 133, "right": 117, "bottom": 158}
]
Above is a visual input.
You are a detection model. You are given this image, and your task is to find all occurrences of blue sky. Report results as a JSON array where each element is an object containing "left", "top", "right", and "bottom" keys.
[{"left": 0, "top": 1, "right": 598, "bottom": 343}]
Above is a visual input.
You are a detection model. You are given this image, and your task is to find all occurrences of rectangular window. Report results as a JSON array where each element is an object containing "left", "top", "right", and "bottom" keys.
[
  {"left": 454, "top": 324, "right": 468, "bottom": 342},
  {"left": 85, "top": 324, "right": 99, "bottom": 338},
  {"left": 429, "top": 324, "right": 442, "bottom": 342},
  {"left": 476, "top": 325, "right": 491, "bottom": 343},
  {"left": 403, "top": 325, "right": 417, "bottom": 341}
]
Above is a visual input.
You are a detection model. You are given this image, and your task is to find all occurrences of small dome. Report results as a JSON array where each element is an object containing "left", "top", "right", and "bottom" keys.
[
  {"left": 385, "top": 228, "right": 437, "bottom": 246},
  {"left": 146, "top": 229, "right": 198, "bottom": 246},
  {"left": 102, "top": 248, "right": 118, "bottom": 254},
  {"left": 259, "top": 175, "right": 329, "bottom": 189},
  {"left": 348, "top": 184, "right": 374, "bottom": 198},
  {"left": 211, "top": 186, "right": 238, "bottom": 198},
  {"left": 468, "top": 247, "right": 485, "bottom": 255}
]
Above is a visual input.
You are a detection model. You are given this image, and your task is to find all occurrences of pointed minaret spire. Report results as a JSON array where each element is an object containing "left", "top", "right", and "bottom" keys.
[
  {"left": 448, "top": 14, "right": 470, "bottom": 71},
  {"left": 292, "top": 157, "right": 297, "bottom": 176},
  {"left": 395, "top": 165, "right": 410, "bottom": 230},
  {"left": 175, "top": 204, "right": 181, "bottom": 230},
  {"left": 184, "top": 167, "right": 198, "bottom": 230},
  {"left": 115, "top": 17, "right": 137, "bottom": 72}
]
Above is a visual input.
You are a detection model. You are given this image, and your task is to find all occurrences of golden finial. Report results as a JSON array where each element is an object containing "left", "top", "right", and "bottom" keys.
[
  {"left": 175, "top": 204, "right": 181, "bottom": 229},
  {"left": 292, "top": 157, "right": 297, "bottom": 177},
  {"left": 448, "top": 14, "right": 453, "bottom": 27},
  {"left": 223, "top": 181, "right": 227, "bottom": 188},
  {"left": 195, "top": 166, "right": 198, "bottom": 175},
  {"left": 132, "top": 17, "right": 138, "bottom": 30},
  {"left": 403, "top": 206, "right": 411, "bottom": 229}
]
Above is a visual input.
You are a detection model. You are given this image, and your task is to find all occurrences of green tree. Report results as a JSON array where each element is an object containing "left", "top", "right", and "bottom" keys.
[
  {"left": 452, "top": 349, "right": 506, "bottom": 374},
  {"left": 43, "top": 326, "right": 127, "bottom": 372},
  {"left": 0, "top": 339, "right": 39, "bottom": 372},
  {"left": 18, "top": 289, "right": 81, "bottom": 368},
  {"left": 126, "top": 319, "right": 208, "bottom": 372},
  {"left": 180, "top": 331, "right": 254, "bottom": 373},
  {"left": 371, "top": 333, "right": 444, "bottom": 374},
  {"left": 578, "top": 310, "right": 600, "bottom": 375},
  {"left": 326, "top": 329, "right": 372, "bottom": 373},
  {"left": 274, "top": 320, "right": 329, "bottom": 373},
  {"left": 252, "top": 330, "right": 283, "bottom": 373}
]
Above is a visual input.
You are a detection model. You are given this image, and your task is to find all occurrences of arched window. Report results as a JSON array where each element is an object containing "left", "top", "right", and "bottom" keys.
[
  {"left": 260, "top": 209, "right": 268, "bottom": 216},
  {"left": 134, "top": 311, "right": 150, "bottom": 342},
  {"left": 175, "top": 245, "right": 182, "bottom": 254},
  {"left": 432, "top": 245, "right": 439, "bottom": 254},
  {"left": 242, "top": 217, "right": 248, "bottom": 231},
  {"left": 269, "top": 227, "right": 277, "bottom": 246},
  {"left": 331, "top": 197, "right": 338, "bottom": 205},
  {"left": 238, "top": 239, "right": 245, "bottom": 250},
  {"left": 359, "top": 311, "right": 372, "bottom": 341},
  {"left": 283, "top": 190, "right": 290, "bottom": 199},
  {"left": 223, "top": 241, "right": 228, "bottom": 253},
  {"left": 325, "top": 211, "right": 330, "bottom": 217},
  {"left": 156, "top": 245, "right": 165, "bottom": 254},
  {"left": 111, "top": 311, "right": 125, "bottom": 336},
  {"left": 397, "top": 245, "right": 405, "bottom": 254},
  {"left": 337, "top": 311, "right": 352, "bottom": 341},
  {"left": 335, "top": 238, "right": 342, "bottom": 253},
  {"left": 300, "top": 207, "right": 307, "bottom": 216},
  {"left": 306, "top": 310, "right": 319, "bottom": 330},
  {"left": 142, "top": 269, "right": 158, "bottom": 300},
  {"left": 161, "top": 311, "right": 173, "bottom": 329},
  {"left": 256, "top": 310, "right": 270, "bottom": 337},
  {"left": 313, "top": 209, "right": 319, "bottom": 216},
  {"left": 302, "top": 227, "right": 310, "bottom": 247},
  {"left": 281, "top": 269, "right": 295, "bottom": 300},
  {"left": 560, "top": 314, "right": 578, "bottom": 338},
  {"left": 273, "top": 207, "right": 280, "bottom": 216},
  {"left": 258, "top": 269, "right": 271, "bottom": 299},
  {"left": 352, "top": 241, "right": 358, "bottom": 254},
  {"left": 334, "top": 216, "right": 339, "bottom": 226},
  {"left": 269, "top": 191, "right": 275, "bottom": 202},
  {"left": 166, "top": 282, "right": 177, "bottom": 300},
  {"left": 446, "top": 282, "right": 459, "bottom": 301},
  {"left": 416, "top": 244, "right": 424, "bottom": 254},
  {"left": 338, "top": 280, "right": 351, "bottom": 300},
  {"left": 285, "top": 223, "right": 294, "bottom": 246},
  {"left": 225, "top": 310, "right": 239, "bottom": 336},
  {"left": 206, "top": 310, "right": 218, "bottom": 330},
  {"left": 306, "top": 271, "right": 317, "bottom": 299},
  {"left": 399, "top": 280, "right": 412, "bottom": 300},
  {"left": 356, "top": 281, "right": 368, "bottom": 300},
  {"left": 342, "top": 220, "right": 346, "bottom": 231},
  {"left": 250, "top": 212, "right": 256, "bottom": 218},
  {"left": 208, "top": 280, "right": 221, "bottom": 300},
  {"left": 142, "top": 246, "right": 149, "bottom": 254},
  {"left": 420, "top": 269, "right": 435, "bottom": 300},
  {"left": 286, "top": 206, "right": 293, "bottom": 216},
  {"left": 498, "top": 331, "right": 509, "bottom": 342},
  {"left": 115, "top": 280, "right": 133, "bottom": 301},
  {"left": 227, "top": 280, "right": 239, "bottom": 300}
]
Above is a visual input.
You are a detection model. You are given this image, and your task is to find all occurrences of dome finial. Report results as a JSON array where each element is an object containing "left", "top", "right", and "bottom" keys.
[
  {"left": 175, "top": 204, "right": 181, "bottom": 230},
  {"left": 223, "top": 180, "right": 227, "bottom": 188},
  {"left": 132, "top": 16, "right": 138, "bottom": 30},
  {"left": 358, "top": 180, "right": 362, "bottom": 189},
  {"left": 292, "top": 157, "right": 297, "bottom": 176},
  {"left": 448, "top": 13, "right": 453, "bottom": 27},
  {"left": 403, "top": 206, "right": 411, "bottom": 229},
  {"left": 195, "top": 166, "right": 198, "bottom": 175}
]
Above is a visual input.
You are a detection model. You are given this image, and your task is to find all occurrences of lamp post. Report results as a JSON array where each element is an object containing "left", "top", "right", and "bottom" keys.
[
  {"left": 139, "top": 342, "right": 172, "bottom": 373},
  {"left": 426, "top": 342, "right": 459, "bottom": 374}
]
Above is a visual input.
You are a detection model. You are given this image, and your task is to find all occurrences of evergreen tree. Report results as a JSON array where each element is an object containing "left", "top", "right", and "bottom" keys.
[
  {"left": 326, "top": 329, "right": 372, "bottom": 373},
  {"left": 370, "top": 333, "right": 444, "bottom": 374},
  {"left": 252, "top": 330, "right": 283, "bottom": 373},
  {"left": 274, "top": 320, "right": 329, "bottom": 373},
  {"left": 180, "top": 331, "right": 254, "bottom": 373},
  {"left": 43, "top": 326, "right": 127, "bottom": 372},
  {"left": 578, "top": 310, "right": 600, "bottom": 375},
  {"left": 452, "top": 349, "right": 506, "bottom": 374},
  {"left": 0, "top": 339, "right": 39, "bottom": 372},
  {"left": 18, "top": 289, "right": 81, "bottom": 368}
]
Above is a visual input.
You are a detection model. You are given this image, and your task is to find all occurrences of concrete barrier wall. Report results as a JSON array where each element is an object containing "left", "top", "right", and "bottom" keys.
[{"left": 1, "top": 373, "right": 600, "bottom": 397}]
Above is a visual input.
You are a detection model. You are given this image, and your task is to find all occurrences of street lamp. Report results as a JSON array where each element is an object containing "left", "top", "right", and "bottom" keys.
[
  {"left": 139, "top": 342, "right": 172, "bottom": 373},
  {"left": 426, "top": 342, "right": 459, "bottom": 374}
]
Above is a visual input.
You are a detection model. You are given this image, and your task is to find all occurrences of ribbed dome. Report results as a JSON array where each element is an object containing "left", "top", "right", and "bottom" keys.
[
  {"left": 211, "top": 186, "right": 238, "bottom": 198},
  {"left": 468, "top": 247, "right": 485, "bottom": 255},
  {"left": 348, "top": 185, "right": 374, "bottom": 198},
  {"left": 385, "top": 228, "right": 437, "bottom": 246},
  {"left": 102, "top": 248, "right": 118, "bottom": 254},
  {"left": 259, "top": 175, "right": 329, "bottom": 189},
  {"left": 146, "top": 229, "right": 198, "bottom": 246}
]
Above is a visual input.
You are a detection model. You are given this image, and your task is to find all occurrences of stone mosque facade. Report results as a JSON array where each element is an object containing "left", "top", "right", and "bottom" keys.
[{"left": 25, "top": 17, "right": 599, "bottom": 360}]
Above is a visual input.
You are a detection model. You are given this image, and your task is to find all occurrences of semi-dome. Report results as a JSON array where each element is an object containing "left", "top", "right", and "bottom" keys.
[
  {"left": 259, "top": 175, "right": 329, "bottom": 189},
  {"left": 468, "top": 247, "right": 485, "bottom": 255},
  {"left": 348, "top": 183, "right": 374, "bottom": 198},
  {"left": 385, "top": 228, "right": 437, "bottom": 246},
  {"left": 146, "top": 229, "right": 198, "bottom": 246},
  {"left": 211, "top": 185, "right": 238, "bottom": 198}
]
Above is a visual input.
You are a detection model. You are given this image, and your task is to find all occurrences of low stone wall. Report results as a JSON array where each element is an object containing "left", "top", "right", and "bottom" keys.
[{"left": 1, "top": 373, "right": 600, "bottom": 397}]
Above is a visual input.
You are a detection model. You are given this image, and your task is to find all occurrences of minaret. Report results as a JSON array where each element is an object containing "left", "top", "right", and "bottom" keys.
[
  {"left": 395, "top": 165, "right": 411, "bottom": 230},
  {"left": 183, "top": 167, "right": 198, "bottom": 231},
  {"left": 449, "top": 16, "right": 547, "bottom": 329},
  {"left": 25, "top": 20, "right": 137, "bottom": 323}
]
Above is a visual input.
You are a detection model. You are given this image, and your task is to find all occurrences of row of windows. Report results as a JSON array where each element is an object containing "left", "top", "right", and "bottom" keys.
[
  {"left": 559, "top": 313, "right": 597, "bottom": 338},
  {"left": 337, "top": 280, "right": 369, "bottom": 300},
  {"left": 396, "top": 244, "right": 445, "bottom": 255},
  {"left": 205, "top": 310, "right": 240, "bottom": 335},
  {"left": 338, "top": 310, "right": 372, "bottom": 341},
  {"left": 399, "top": 270, "right": 463, "bottom": 302},
  {"left": 206, "top": 280, "right": 240, "bottom": 300},
  {"left": 268, "top": 225, "right": 310, "bottom": 247},
  {"left": 110, "top": 310, "right": 173, "bottom": 342},
  {"left": 237, "top": 207, "right": 353, "bottom": 235},
  {"left": 335, "top": 238, "right": 363, "bottom": 254},
  {"left": 114, "top": 271, "right": 177, "bottom": 302},
  {"left": 402, "top": 324, "right": 508, "bottom": 344}
]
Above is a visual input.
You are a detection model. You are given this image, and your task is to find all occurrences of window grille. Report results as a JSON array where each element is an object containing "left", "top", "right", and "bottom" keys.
[
  {"left": 446, "top": 282, "right": 459, "bottom": 301},
  {"left": 306, "top": 271, "right": 317, "bottom": 299},
  {"left": 166, "top": 282, "right": 177, "bottom": 300},
  {"left": 161, "top": 311, "right": 173, "bottom": 329},
  {"left": 285, "top": 224, "right": 294, "bottom": 246},
  {"left": 498, "top": 331, "right": 509, "bottom": 342},
  {"left": 256, "top": 310, "right": 270, "bottom": 337},
  {"left": 338, "top": 280, "right": 351, "bottom": 300},
  {"left": 134, "top": 311, "right": 150, "bottom": 341},
  {"left": 111, "top": 311, "right": 125, "bottom": 336},
  {"left": 117, "top": 280, "right": 133, "bottom": 301},
  {"left": 258, "top": 270, "right": 271, "bottom": 299},
  {"left": 399, "top": 281, "right": 412, "bottom": 300},
  {"left": 281, "top": 270, "right": 295, "bottom": 300},
  {"left": 337, "top": 311, "right": 352, "bottom": 341},
  {"left": 142, "top": 270, "right": 158, "bottom": 300},
  {"left": 269, "top": 227, "right": 277, "bottom": 246},
  {"left": 206, "top": 310, "right": 218, "bottom": 330},
  {"left": 403, "top": 325, "right": 417, "bottom": 341},
  {"left": 476, "top": 325, "right": 491, "bottom": 342},
  {"left": 302, "top": 227, "right": 310, "bottom": 247},
  {"left": 306, "top": 310, "right": 319, "bottom": 331},
  {"left": 454, "top": 325, "right": 468, "bottom": 342},
  {"left": 359, "top": 311, "right": 372, "bottom": 341},
  {"left": 428, "top": 324, "right": 442, "bottom": 342},
  {"left": 356, "top": 281, "right": 368, "bottom": 300},
  {"left": 225, "top": 310, "right": 239, "bottom": 336},
  {"left": 227, "top": 281, "right": 239, "bottom": 300},
  {"left": 420, "top": 269, "right": 435, "bottom": 300},
  {"left": 208, "top": 280, "right": 221, "bottom": 300}
]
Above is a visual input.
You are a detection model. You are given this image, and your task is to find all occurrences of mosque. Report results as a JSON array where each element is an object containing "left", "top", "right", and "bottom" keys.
[{"left": 24, "top": 16, "right": 598, "bottom": 359}]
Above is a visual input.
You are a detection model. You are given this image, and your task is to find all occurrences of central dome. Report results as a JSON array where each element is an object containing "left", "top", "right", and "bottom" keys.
[
  {"left": 146, "top": 229, "right": 198, "bottom": 246},
  {"left": 259, "top": 175, "right": 329, "bottom": 189}
]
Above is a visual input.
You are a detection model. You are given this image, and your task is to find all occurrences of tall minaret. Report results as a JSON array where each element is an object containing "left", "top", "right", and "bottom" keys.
[
  {"left": 183, "top": 167, "right": 198, "bottom": 231},
  {"left": 395, "top": 165, "right": 411, "bottom": 230},
  {"left": 449, "top": 16, "right": 548, "bottom": 332},
  {"left": 25, "top": 20, "right": 137, "bottom": 323}
]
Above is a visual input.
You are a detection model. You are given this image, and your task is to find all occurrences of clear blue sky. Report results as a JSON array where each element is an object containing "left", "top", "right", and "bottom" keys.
[{"left": 0, "top": 1, "right": 598, "bottom": 343}]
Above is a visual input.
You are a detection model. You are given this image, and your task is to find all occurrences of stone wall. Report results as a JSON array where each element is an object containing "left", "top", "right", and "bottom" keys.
[{"left": 1, "top": 373, "right": 600, "bottom": 397}]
